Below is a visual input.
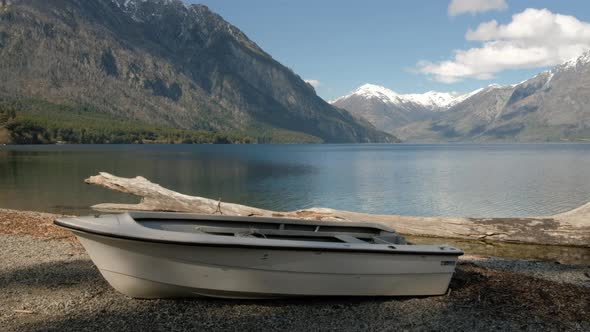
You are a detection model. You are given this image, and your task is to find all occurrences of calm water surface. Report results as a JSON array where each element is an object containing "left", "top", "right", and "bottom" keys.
[{"left": 1, "top": 143, "right": 589, "bottom": 217}]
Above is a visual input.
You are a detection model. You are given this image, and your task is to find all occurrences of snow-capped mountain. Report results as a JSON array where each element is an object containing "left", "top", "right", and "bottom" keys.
[
  {"left": 331, "top": 84, "right": 479, "bottom": 131},
  {"left": 333, "top": 49, "right": 590, "bottom": 141},
  {"left": 332, "top": 84, "right": 470, "bottom": 111},
  {"left": 396, "top": 50, "right": 590, "bottom": 142},
  {"left": 560, "top": 50, "right": 590, "bottom": 70}
]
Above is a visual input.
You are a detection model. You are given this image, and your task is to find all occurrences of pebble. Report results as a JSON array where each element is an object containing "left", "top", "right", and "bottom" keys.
[{"left": 1, "top": 234, "right": 589, "bottom": 331}]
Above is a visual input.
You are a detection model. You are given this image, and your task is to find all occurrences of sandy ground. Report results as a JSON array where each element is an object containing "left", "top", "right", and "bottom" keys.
[{"left": 0, "top": 209, "right": 589, "bottom": 331}]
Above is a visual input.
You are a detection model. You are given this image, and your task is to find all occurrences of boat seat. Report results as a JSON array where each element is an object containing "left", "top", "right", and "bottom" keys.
[
  {"left": 375, "top": 234, "right": 407, "bottom": 245},
  {"left": 334, "top": 235, "right": 367, "bottom": 244},
  {"left": 193, "top": 226, "right": 382, "bottom": 240}
]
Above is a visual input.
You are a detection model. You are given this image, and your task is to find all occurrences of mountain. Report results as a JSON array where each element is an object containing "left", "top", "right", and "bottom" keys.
[
  {"left": 331, "top": 84, "right": 472, "bottom": 132},
  {"left": 393, "top": 84, "right": 516, "bottom": 141},
  {"left": 397, "top": 52, "right": 590, "bottom": 142},
  {"left": 332, "top": 52, "right": 590, "bottom": 142},
  {"left": 0, "top": 0, "right": 396, "bottom": 143}
]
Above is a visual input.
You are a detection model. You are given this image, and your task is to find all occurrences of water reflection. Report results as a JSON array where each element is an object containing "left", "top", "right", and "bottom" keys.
[
  {"left": 408, "top": 236, "right": 590, "bottom": 265},
  {"left": 0, "top": 146, "right": 317, "bottom": 214},
  {"left": 1, "top": 144, "right": 589, "bottom": 217}
]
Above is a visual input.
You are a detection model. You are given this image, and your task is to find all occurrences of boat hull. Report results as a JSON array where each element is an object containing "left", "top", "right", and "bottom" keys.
[{"left": 74, "top": 231, "right": 459, "bottom": 299}]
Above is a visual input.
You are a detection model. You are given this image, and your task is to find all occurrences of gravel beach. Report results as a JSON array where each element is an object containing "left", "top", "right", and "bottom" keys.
[{"left": 1, "top": 209, "right": 589, "bottom": 331}]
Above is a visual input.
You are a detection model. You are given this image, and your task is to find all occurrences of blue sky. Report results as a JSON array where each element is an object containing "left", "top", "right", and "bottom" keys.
[{"left": 190, "top": 0, "right": 590, "bottom": 100}]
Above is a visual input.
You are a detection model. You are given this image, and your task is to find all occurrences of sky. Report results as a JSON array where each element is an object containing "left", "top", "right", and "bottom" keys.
[{"left": 190, "top": 0, "right": 590, "bottom": 100}]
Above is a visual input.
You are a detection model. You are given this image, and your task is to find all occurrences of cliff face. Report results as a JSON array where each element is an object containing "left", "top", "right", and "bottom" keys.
[{"left": 0, "top": 0, "right": 396, "bottom": 143}]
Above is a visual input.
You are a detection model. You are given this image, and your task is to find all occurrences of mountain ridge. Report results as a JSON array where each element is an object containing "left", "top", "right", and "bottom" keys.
[
  {"left": 331, "top": 51, "right": 590, "bottom": 142},
  {"left": 0, "top": 0, "right": 397, "bottom": 143},
  {"left": 332, "top": 84, "right": 472, "bottom": 111},
  {"left": 331, "top": 84, "right": 475, "bottom": 132}
]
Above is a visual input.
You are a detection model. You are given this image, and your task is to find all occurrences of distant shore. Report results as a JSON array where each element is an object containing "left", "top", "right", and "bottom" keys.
[{"left": 0, "top": 208, "right": 588, "bottom": 331}]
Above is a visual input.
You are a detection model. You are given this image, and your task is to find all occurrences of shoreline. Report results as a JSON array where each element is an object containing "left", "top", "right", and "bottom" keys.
[
  {"left": 0, "top": 208, "right": 589, "bottom": 331},
  {"left": 2, "top": 207, "right": 589, "bottom": 264},
  {"left": 3, "top": 142, "right": 590, "bottom": 146}
]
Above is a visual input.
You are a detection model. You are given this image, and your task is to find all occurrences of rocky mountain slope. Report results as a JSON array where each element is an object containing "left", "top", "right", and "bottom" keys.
[
  {"left": 333, "top": 52, "right": 590, "bottom": 142},
  {"left": 0, "top": 0, "right": 396, "bottom": 143},
  {"left": 394, "top": 84, "right": 516, "bottom": 141},
  {"left": 331, "top": 84, "right": 471, "bottom": 132}
]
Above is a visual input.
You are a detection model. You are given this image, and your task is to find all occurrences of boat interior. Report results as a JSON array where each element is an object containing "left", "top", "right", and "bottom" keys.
[{"left": 135, "top": 215, "right": 408, "bottom": 245}]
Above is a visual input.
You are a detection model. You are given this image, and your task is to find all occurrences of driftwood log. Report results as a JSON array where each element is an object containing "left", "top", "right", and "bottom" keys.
[{"left": 85, "top": 172, "right": 590, "bottom": 248}]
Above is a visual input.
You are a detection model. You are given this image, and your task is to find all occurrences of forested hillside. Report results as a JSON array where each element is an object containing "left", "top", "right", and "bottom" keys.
[{"left": 0, "top": 98, "right": 323, "bottom": 144}]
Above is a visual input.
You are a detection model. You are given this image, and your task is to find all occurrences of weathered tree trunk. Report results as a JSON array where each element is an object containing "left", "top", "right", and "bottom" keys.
[{"left": 85, "top": 172, "right": 590, "bottom": 247}]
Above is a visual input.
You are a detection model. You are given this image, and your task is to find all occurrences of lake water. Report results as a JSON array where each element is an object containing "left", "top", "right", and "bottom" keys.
[{"left": 1, "top": 143, "right": 589, "bottom": 217}]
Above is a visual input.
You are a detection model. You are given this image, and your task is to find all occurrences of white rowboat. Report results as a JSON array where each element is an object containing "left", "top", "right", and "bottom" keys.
[{"left": 55, "top": 212, "right": 462, "bottom": 299}]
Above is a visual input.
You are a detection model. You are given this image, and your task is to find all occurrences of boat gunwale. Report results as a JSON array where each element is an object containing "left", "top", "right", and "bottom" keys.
[
  {"left": 127, "top": 211, "right": 398, "bottom": 233},
  {"left": 54, "top": 218, "right": 464, "bottom": 256}
]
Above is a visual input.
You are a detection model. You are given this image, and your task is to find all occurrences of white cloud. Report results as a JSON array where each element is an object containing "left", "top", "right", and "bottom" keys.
[
  {"left": 448, "top": 0, "right": 508, "bottom": 16},
  {"left": 305, "top": 79, "right": 321, "bottom": 88},
  {"left": 419, "top": 8, "right": 590, "bottom": 83}
]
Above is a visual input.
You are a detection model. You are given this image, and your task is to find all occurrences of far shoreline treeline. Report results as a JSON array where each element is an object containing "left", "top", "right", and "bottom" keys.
[{"left": 0, "top": 98, "right": 323, "bottom": 145}]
